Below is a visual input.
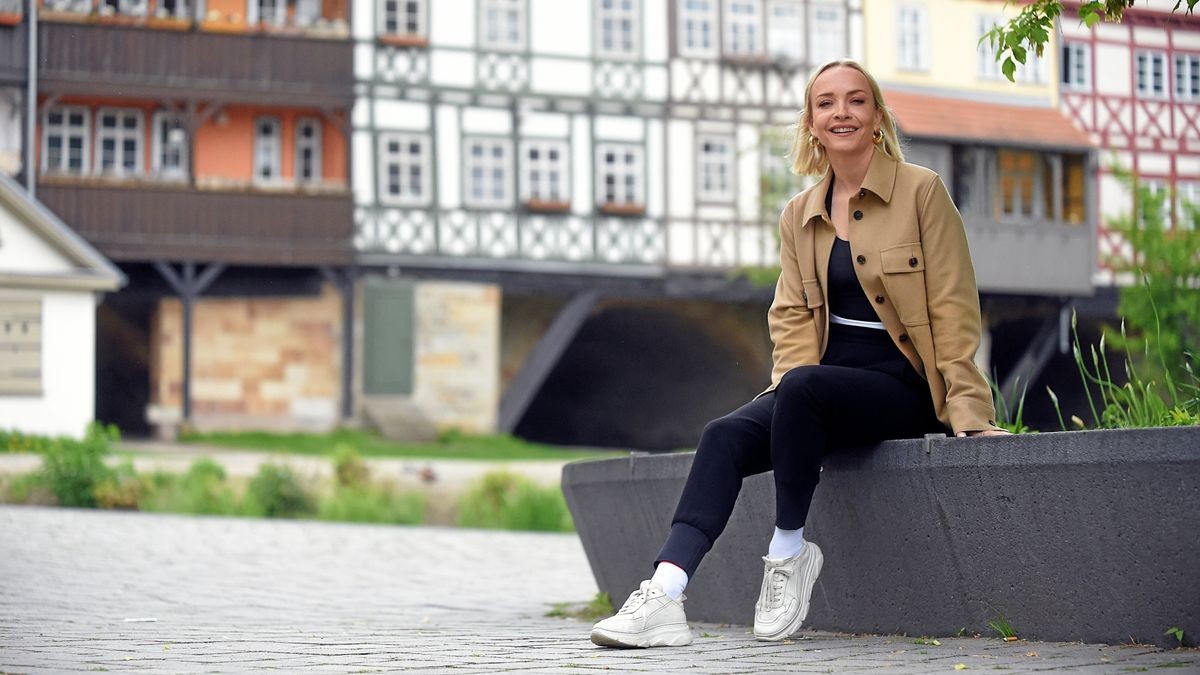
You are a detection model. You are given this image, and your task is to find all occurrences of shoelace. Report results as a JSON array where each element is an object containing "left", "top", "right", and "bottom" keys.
[
  {"left": 619, "top": 580, "right": 654, "bottom": 613},
  {"left": 763, "top": 563, "right": 792, "bottom": 610}
]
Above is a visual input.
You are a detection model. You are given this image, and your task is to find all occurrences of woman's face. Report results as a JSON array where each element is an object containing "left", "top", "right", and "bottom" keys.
[{"left": 808, "top": 66, "right": 884, "bottom": 157}]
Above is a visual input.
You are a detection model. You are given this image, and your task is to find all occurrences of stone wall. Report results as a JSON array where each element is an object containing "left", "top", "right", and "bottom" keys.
[{"left": 148, "top": 283, "right": 342, "bottom": 431}]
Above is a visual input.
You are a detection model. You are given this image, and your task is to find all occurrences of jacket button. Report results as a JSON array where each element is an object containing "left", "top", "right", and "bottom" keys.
[
  {"left": 875, "top": 295, "right": 884, "bottom": 304},
  {"left": 909, "top": 256, "right": 918, "bottom": 267},
  {"left": 898, "top": 333, "right": 909, "bottom": 343},
  {"left": 853, "top": 210, "right": 863, "bottom": 220},
  {"left": 858, "top": 189, "right": 865, "bottom": 198},
  {"left": 856, "top": 254, "right": 866, "bottom": 264},
  {"left": 802, "top": 290, "right": 808, "bottom": 302}
]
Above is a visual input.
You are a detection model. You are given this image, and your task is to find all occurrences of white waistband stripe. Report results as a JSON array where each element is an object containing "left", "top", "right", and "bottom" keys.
[{"left": 830, "top": 313, "right": 887, "bottom": 330}]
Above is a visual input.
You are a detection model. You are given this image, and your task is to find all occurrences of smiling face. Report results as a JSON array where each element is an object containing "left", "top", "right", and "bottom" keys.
[{"left": 807, "top": 65, "right": 884, "bottom": 159}]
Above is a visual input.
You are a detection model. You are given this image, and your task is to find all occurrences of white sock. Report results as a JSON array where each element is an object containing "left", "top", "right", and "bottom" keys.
[
  {"left": 768, "top": 526, "right": 806, "bottom": 559},
  {"left": 651, "top": 561, "right": 688, "bottom": 601}
]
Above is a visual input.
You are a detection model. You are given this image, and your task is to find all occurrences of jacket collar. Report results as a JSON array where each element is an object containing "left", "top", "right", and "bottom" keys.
[{"left": 800, "top": 147, "right": 899, "bottom": 228}]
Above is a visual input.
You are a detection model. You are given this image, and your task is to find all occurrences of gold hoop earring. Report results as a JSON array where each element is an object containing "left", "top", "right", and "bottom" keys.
[
  {"left": 872, "top": 129, "right": 884, "bottom": 145},
  {"left": 808, "top": 135, "right": 821, "bottom": 149}
]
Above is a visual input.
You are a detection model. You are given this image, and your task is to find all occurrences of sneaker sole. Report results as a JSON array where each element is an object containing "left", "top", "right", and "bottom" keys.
[
  {"left": 590, "top": 623, "right": 693, "bottom": 648},
  {"left": 754, "top": 544, "right": 824, "bottom": 642}
]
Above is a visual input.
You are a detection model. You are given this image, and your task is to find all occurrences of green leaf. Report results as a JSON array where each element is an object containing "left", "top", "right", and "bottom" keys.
[
  {"left": 1012, "top": 45, "right": 1028, "bottom": 64},
  {"left": 1002, "top": 57, "right": 1017, "bottom": 82}
]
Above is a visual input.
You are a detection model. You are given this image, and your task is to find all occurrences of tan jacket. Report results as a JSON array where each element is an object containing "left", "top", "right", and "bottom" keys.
[{"left": 766, "top": 147, "right": 998, "bottom": 434}]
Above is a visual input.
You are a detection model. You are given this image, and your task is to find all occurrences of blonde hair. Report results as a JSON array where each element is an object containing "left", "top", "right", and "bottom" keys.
[{"left": 789, "top": 59, "right": 904, "bottom": 177}]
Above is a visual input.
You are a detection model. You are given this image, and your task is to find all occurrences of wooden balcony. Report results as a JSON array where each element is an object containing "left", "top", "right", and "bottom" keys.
[
  {"left": 0, "top": 23, "right": 26, "bottom": 85},
  {"left": 38, "top": 177, "right": 353, "bottom": 266},
  {"left": 37, "top": 21, "right": 352, "bottom": 107}
]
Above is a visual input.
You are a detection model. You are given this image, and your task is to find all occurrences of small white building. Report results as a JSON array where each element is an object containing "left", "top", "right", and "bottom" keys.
[{"left": 0, "top": 172, "right": 124, "bottom": 438}]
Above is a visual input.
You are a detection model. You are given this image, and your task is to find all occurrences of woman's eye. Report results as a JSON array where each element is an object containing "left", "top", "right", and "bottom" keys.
[{"left": 818, "top": 100, "right": 831, "bottom": 107}]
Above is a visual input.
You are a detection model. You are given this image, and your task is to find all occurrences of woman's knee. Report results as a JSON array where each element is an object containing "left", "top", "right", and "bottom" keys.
[{"left": 776, "top": 366, "right": 825, "bottom": 405}]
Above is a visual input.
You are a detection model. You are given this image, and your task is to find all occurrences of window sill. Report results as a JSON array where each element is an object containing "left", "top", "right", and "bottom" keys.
[
  {"left": 0, "top": 12, "right": 23, "bottom": 25},
  {"left": 524, "top": 199, "right": 572, "bottom": 214},
  {"left": 39, "top": 10, "right": 93, "bottom": 23},
  {"left": 145, "top": 16, "right": 193, "bottom": 30},
  {"left": 378, "top": 34, "right": 429, "bottom": 48},
  {"left": 598, "top": 203, "right": 645, "bottom": 217},
  {"left": 39, "top": 172, "right": 351, "bottom": 197}
]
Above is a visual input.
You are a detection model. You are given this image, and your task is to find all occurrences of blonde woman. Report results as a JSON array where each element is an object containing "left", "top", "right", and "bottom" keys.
[{"left": 590, "top": 60, "right": 1008, "bottom": 648}]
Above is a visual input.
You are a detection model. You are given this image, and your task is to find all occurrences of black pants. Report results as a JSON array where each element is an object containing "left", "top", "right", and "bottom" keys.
[{"left": 655, "top": 323, "right": 947, "bottom": 578}]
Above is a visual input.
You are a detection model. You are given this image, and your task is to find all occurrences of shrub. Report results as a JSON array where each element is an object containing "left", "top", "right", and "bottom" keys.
[
  {"left": 317, "top": 484, "right": 425, "bottom": 525},
  {"left": 457, "top": 471, "right": 574, "bottom": 532},
  {"left": 93, "top": 460, "right": 144, "bottom": 510},
  {"left": 38, "top": 424, "right": 119, "bottom": 507},
  {"left": 142, "top": 459, "right": 238, "bottom": 515},
  {"left": 244, "top": 464, "right": 315, "bottom": 518},
  {"left": 332, "top": 444, "right": 370, "bottom": 489}
]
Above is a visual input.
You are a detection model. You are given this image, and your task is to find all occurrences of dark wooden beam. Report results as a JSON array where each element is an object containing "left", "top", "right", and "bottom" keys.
[
  {"left": 319, "top": 265, "right": 357, "bottom": 422},
  {"left": 153, "top": 261, "right": 226, "bottom": 423}
]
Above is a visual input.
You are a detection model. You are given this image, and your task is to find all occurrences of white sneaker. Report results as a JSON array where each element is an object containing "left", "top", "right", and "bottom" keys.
[
  {"left": 590, "top": 580, "right": 693, "bottom": 648},
  {"left": 753, "top": 541, "right": 823, "bottom": 641}
]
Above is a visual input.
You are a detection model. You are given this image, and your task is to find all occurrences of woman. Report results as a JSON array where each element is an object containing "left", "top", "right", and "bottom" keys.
[{"left": 589, "top": 59, "right": 1008, "bottom": 649}]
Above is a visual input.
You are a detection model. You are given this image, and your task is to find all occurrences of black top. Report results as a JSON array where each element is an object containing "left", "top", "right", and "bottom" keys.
[{"left": 824, "top": 180, "right": 881, "bottom": 323}]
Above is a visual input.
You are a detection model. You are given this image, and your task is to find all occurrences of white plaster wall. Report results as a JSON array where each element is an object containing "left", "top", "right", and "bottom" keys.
[
  {"left": 1139, "top": 153, "right": 1171, "bottom": 175},
  {"left": 572, "top": 114, "right": 592, "bottom": 212},
  {"left": 1095, "top": 44, "right": 1131, "bottom": 96},
  {"left": 0, "top": 290, "right": 96, "bottom": 439},
  {"left": 0, "top": 209, "right": 74, "bottom": 275},
  {"left": 354, "top": 43, "right": 375, "bottom": 80},
  {"left": 531, "top": 0, "right": 589, "bottom": 56},
  {"left": 594, "top": 116, "right": 644, "bottom": 141},
  {"left": 1099, "top": 172, "right": 1133, "bottom": 220},
  {"left": 352, "top": 0, "right": 372, "bottom": 40},
  {"left": 1175, "top": 31, "right": 1200, "bottom": 51},
  {"left": 463, "top": 107, "right": 511, "bottom": 134},
  {"left": 647, "top": 118, "right": 664, "bottom": 218},
  {"left": 431, "top": 50, "right": 476, "bottom": 89},
  {"left": 520, "top": 111, "right": 569, "bottom": 138},
  {"left": 431, "top": 0, "right": 474, "bottom": 47},
  {"left": 374, "top": 100, "right": 430, "bottom": 130},
  {"left": 667, "top": 119, "right": 694, "bottom": 217},
  {"left": 1133, "top": 26, "right": 1168, "bottom": 47},
  {"left": 644, "top": 65, "right": 668, "bottom": 100},
  {"left": 1177, "top": 155, "right": 1200, "bottom": 176},
  {"left": 737, "top": 123, "right": 760, "bottom": 221},
  {"left": 438, "top": 105, "right": 462, "bottom": 208},
  {"left": 644, "top": 0, "right": 668, "bottom": 62},
  {"left": 1095, "top": 23, "right": 1127, "bottom": 42},
  {"left": 531, "top": 59, "right": 593, "bottom": 96},
  {"left": 352, "top": 130, "right": 374, "bottom": 203}
]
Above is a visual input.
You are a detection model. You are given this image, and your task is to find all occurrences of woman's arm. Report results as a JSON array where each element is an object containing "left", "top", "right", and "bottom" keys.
[{"left": 767, "top": 207, "right": 821, "bottom": 385}]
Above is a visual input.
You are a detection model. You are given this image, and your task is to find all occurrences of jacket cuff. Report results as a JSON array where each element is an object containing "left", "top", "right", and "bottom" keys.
[{"left": 946, "top": 398, "right": 999, "bottom": 435}]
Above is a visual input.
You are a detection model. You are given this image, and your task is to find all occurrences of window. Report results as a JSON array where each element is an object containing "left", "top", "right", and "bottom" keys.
[
  {"left": 978, "top": 15, "right": 1045, "bottom": 83},
  {"left": 597, "top": 0, "right": 638, "bottom": 58},
  {"left": 520, "top": 140, "right": 570, "bottom": 204},
  {"left": 101, "top": 0, "right": 147, "bottom": 17},
  {"left": 596, "top": 143, "right": 644, "bottom": 207},
  {"left": 95, "top": 108, "right": 143, "bottom": 177},
  {"left": 480, "top": 0, "right": 525, "bottom": 51},
  {"left": 0, "top": 300, "right": 41, "bottom": 396},
  {"left": 725, "top": 0, "right": 762, "bottom": 57},
  {"left": 295, "top": 0, "right": 322, "bottom": 26},
  {"left": 464, "top": 138, "right": 513, "bottom": 208},
  {"left": 155, "top": 0, "right": 190, "bottom": 19},
  {"left": 152, "top": 112, "right": 188, "bottom": 180},
  {"left": 697, "top": 134, "right": 734, "bottom": 202},
  {"left": 253, "top": 116, "right": 282, "bottom": 184},
  {"left": 809, "top": 5, "right": 844, "bottom": 64},
  {"left": 996, "top": 149, "right": 1039, "bottom": 219},
  {"left": 1059, "top": 154, "right": 1086, "bottom": 225},
  {"left": 679, "top": 0, "right": 717, "bottom": 57},
  {"left": 1175, "top": 53, "right": 1200, "bottom": 100},
  {"left": 1177, "top": 181, "right": 1200, "bottom": 229},
  {"left": 379, "top": 133, "right": 430, "bottom": 206},
  {"left": 766, "top": 0, "right": 804, "bottom": 62},
  {"left": 43, "top": 0, "right": 90, "bottom": 13},
  {"left": 249, "top": 0, "right": 286, "bottom": 25},
  {"left": 1061, "top": 42, "right": 1090, "bottom": 91},
  {"left": 896, "top": 4, "right": 927, "bottom": 71},
  {"left": 1136, "top": 50, "right": 1167, "bottom": 98},
  {"left": 41, "top": 106, "right": 88, "bottom": 175},
  {"left": 382, "top": 0, "right": 424, "bottom": 35},
  {"left": 295, "top": 117, "right": 322, "bottom": 185},
  {"left": 1139, "top": 179, "right": 1171, "bottom": 227},
  {"left": 761, "top": 131, "right": 800, "bottom": 216}
]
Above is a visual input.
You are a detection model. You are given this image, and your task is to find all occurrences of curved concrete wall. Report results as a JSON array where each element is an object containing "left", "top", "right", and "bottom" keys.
[{"left": 562, "top": 427, "right": 1200, "bottom": 646}]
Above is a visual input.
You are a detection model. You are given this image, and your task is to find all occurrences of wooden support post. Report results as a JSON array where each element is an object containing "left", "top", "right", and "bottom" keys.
[
  {"left": 320, "top": 265, "right": 357, "bottom": 422},
  {"left": 153, "top": 261, "right": 225, "bottom": 423}
]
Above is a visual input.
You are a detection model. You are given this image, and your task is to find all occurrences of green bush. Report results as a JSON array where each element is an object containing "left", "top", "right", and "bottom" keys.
[
  {"left": 38, "top": 424, "right": 119, "bottom": 507},
  {"left": 244, "top": 464, "right": 315, "bottom": 518},
  {"left": 456, "top": 471, "right": 574, "bottom": 532},
  {"left": 94, "top": 460, "right": 144, "bottom": 510},
  {"left": 317, "top": 484, "right": 425, "bottom": 525},
  {"left": 142, "top": 459, "right": 238, "bottom": 515},
  {"left": 332, "top": 444, "right": 370, "bottom": 489}
]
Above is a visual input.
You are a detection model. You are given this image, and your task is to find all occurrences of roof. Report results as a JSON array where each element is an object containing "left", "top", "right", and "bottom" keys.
[
  {"left": 884, "top": 89, "right": 1093, "bottom": 150},
  {"left": 0, "top": 172, "right": 125, "bottom": 292}
]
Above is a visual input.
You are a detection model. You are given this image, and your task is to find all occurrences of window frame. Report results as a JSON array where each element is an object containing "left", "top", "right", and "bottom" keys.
[
  {"left": 248, "top": 0, "right": 286, "bottom": 26},
  {"left": 1176, "top": 180, "right": 1200, "bottom": 230},
  {"left": 479, "top": 0, "right": 526, "bottom": 51},
  {"left": 463, "top": 136, "right": 514, "bottom": 209},
  {"left": 151, "top": 110, "right": 189, "bottom": 181},
  {"left": 766, "top": 0, "right": 804, "bottom": 62},
  {"left": 252, "top": 116, "right": 283, "bottom": 186},
  {"left": 0, "top": 299, "right": 42, "bottom": 397},
  {"left": 101, "top": 0, "right": 148, "bottom": 17},
  {"left": 295, "top": 116, "right": 323, "bottom": 185},
  {"left": 378, "top": 132, "right": 431, "bottom": 207},
  {"left": 1174, "top": 52, "right": 1200, "bottom": 101},
  {"left": 808, "top": 3, "right": 845, "bottom": 65},
  {"left": 519, "top": 139, "right": 571, "bottom": 205},
  {"left": 94, "top": 107, "right": 144, "bottom": 178},
  {"left": 724, "top": 0, "right": 763, "bottom": 57},
  {"left": 1136, "top": 49, "right": 1169, "bottom": 99},
  {"left": 977, "top": 14, "right": 1045, "bottom": 83},
  {"left": 1061, "top": 42, "right": 1091, "bottom": 91},
  {"left": 595, "top": 142, "right": 645, "bottom": 208},
  {"left": 381, "top": 0, "right": 426, "bottom": 36},
  {"left": 41, "top": 105, "right": 90, "bottom": 176},
  {"left": 896, "top": 3, "right": 928, "bottom": 72},
  {"left": 678, "top": 0, "right": 718, "bottom": 58},
  {"left": 595, "top": 0, "right": 640, "bottom": 60},
  {"left": 696, "top": 133, "right": 735, "bottom": 203},
  {"left": 994, "top": 149, "right": 1043, "bottom": 221}
]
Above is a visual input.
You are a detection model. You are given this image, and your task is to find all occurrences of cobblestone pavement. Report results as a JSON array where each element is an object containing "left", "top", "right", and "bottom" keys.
[{"left": 1, "top": 506, "right": 1195, "bottom": 674}]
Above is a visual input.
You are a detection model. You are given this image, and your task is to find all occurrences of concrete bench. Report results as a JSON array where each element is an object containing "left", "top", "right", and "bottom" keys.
[{"left": 561, "top": 427, "right": 1199, "bottom": 647}]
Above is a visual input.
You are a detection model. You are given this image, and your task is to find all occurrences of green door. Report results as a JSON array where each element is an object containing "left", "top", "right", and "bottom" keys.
[{"left": 362, "top": 278, "right": 415, "bottom": 395}]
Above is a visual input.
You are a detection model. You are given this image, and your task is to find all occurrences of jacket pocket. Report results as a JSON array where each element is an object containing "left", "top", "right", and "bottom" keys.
[
  {"left": 879, "top": 242, "right": 929, "bottom": 326},
  {"left": 801, "top": 279, "right": 824, "bottom": 309}
]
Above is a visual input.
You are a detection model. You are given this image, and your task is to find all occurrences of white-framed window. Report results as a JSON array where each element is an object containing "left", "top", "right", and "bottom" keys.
[
  {"left": 697, "top": 134, "right": 734, "bottom": 202},
  {"left": 679, "top": 0, "right": 717, "bottom": 57},
  {"left": 766, "top": 0, "right": 804, "bottom": 62},
  {"left": 725, "top": 0, "right": 762, "bottom": 57},
  {"left": 1139, "top": 178, "right": 1172, "bottom": 227},
  {"left": 1136, "top": 50, "right": 1168, "bottom": 98},
  {"left": 0, "top": 299, "right": 41, "bottom": 396},
  {"left": 520, "top": 140, "right": 570, "bottom": 203},
  {"left": 596, "top": 143, "right": 644, "bottom": 206},
  {"left": 978, "top": 15, "right": 1045, "bottom": 83},
  {"left": 381, "top": 0, "right": 424, "bottom": 35},
  {"left": 1176, "top": 180, "right": 1200, "bottom": 229},
  {"left": 379, "top": 132, "right": 430, "bottom": 206},
  {"left": 41, "top": 106, "right": 89, "bottom": 175},
  {"left": 480, "top": 0, "right": 525, "bottom": 51},
  {"left": 248, "top": 0, "right": 286, "bottom": 25},
  {"left": 1174, "top": 53, "right": 1200, "bottom": 101},
  {"left": 596, "top": 0, "right": 639, "bottom": 59},
  {"left": 295, "top": 0, "right": 322, "bottom": 26},
  {"left": 295, "top": 117, "right": 322, "bottom": 185},
  {"left": 154, "top": 0, "right": 190, "bottom": 19},
  {"left": 253, "top": 116, "right": 282, "bottom": 184},
  {"left": 95, "top": 108, "right": 143, "bottom": 177},
  {"left": 152, "top": 111, "right": 188, "bottom": 180},
  {"left": 896, "top": 4, "right": 928, "bottom": 71},
  {"left": 809, "top": 4, "right": 845, "bottom": 64},
  {"left": 43, "top": 0, "right": 90, "bottom": 13},
  {"left": 995, "top": 149, "right": 1039, "bottom": 219},
  {"left": 464, "top": 137, "right": 513, "bottom": 208},
  {"left": 101, "top": 0, "right": 147, "bottom": 17},
  {"left": 1061, "top": 42, "right": 1090, "bottom": 91}
]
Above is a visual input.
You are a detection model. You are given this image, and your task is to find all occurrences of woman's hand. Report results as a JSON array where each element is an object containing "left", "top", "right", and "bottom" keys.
[{"left": 955, "top": 429, "right": 1012, "bottom": 438}]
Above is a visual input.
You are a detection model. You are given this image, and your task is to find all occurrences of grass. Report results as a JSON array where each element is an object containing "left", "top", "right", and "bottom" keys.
[
  {"left": 178, "top": 428, "right": 626, "bottom": 462},
  {"left": 988, "top": 615, "right": 1018, "bottom": 640},
  {"left": 545, "top": 592, "right": 613, "bottom": 622}
]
